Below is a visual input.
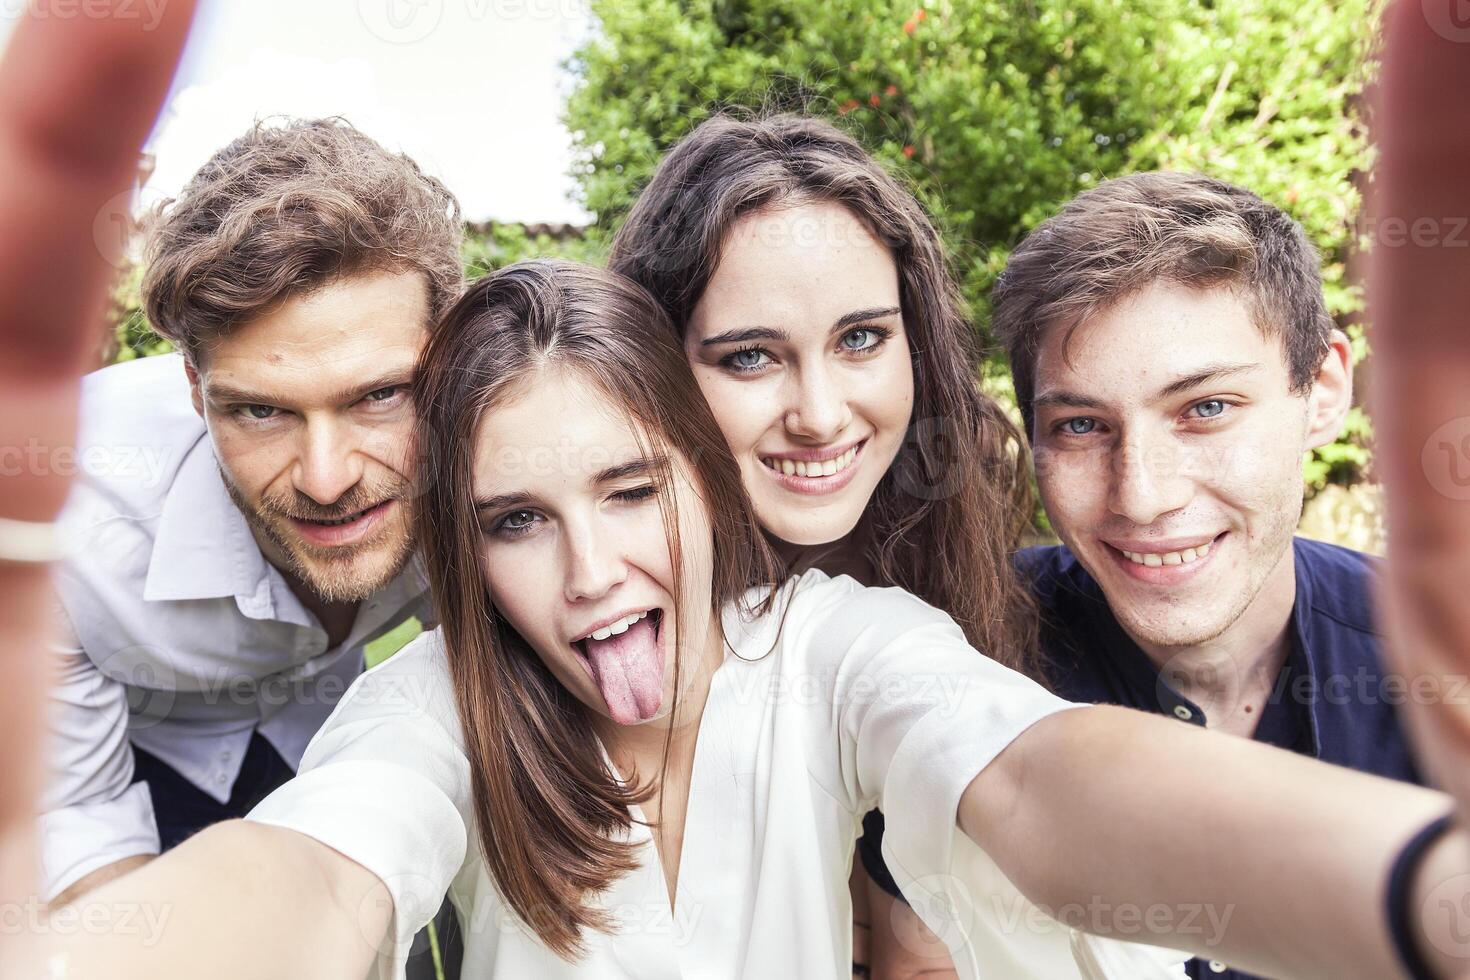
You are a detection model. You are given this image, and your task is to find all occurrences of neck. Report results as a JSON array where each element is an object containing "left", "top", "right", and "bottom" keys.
[
  {"left": 768, "top": 517, "right": 877, "bottom": 585},
  {"left": 1132, "top": 545, "right": 1297, "bottom": 737}
]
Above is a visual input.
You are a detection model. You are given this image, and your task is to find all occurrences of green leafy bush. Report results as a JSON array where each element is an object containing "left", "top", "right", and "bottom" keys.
[{"left": 564, "top": 0, "right": 1382, "bottom": 494}]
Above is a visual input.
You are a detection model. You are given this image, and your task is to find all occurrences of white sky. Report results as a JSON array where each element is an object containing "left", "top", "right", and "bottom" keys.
[{"left": 1, "top": 0, "right": 595, "bottom": 224}]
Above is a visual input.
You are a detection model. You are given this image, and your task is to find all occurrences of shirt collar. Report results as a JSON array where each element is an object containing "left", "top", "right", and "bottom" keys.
[{"left": 144, "top": 435, "right": 270, "bottom": 605}]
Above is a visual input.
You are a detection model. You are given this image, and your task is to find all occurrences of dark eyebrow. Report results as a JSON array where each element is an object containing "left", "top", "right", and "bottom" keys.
[
  {"left": 699, "top": 307, "right": 901, "bottom": 348},
  {"left": 1033, "top": 363, "right": 1264, "bottom": 415},
  {"left": 1153, "top": 363, "right": 1260, "bottom": 400},
  {"left": 1031, "top": 389, "right": 1106, "bottom": 412},
  {"left": 205, "top": 372, "right": 415, "bottom": 408},
  {"left": 700, "top": 326, "right": 789, "bottom": 347},
  {"left": 474, "top": 454, "right": 668, "bottom": 513},
  {"left": 833, "top": 306, "right": 901, "bottom": 331}
]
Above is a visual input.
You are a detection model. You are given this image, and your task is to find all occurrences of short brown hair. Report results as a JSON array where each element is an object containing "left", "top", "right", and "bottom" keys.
[
  {"left": 991, "top": 171, "right": 1334, "bottom": 433},
  {"left": 142, "top": 117, "right": 463, "bottom": 361}
]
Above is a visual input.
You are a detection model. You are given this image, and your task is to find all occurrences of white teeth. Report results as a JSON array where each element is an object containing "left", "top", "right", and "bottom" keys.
[
  {"left": 762, "top": 446, "right": 859, "bottom": 479},
  {"left": 584, "top": 610, "right": 649, "bottom": 643},
  {"left": 1120, "top": 542, "right": 1216, "bottom": 567}
]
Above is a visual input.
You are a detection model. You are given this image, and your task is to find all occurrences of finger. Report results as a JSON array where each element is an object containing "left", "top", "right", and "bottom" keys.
[
  {"left": 1370, "top": 0, "right": 1470, "bottom": 802},
  {"left": 0, "top": 0, "right": 196, "bottom": 908}
]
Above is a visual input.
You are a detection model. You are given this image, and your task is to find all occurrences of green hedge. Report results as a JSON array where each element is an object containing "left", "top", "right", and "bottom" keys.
[
  {"left": 562, "top": 0, "right": 1382, "bottom": 494},
  {"left": 107, "top": 0, "right": 1382, "bottom": 496}
]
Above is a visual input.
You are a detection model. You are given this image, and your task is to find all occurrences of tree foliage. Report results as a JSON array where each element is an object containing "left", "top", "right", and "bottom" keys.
[{"left": 563, "top": 0, "right": 1382, "bottom": 492}]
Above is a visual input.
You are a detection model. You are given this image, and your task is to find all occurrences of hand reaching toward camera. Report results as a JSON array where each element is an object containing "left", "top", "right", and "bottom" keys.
[
  {"left": 1372, "top": 0, "right": 1470, "bottom": 974},
  {"left": 0, "top": 0, "right": 194, "bottom": 949}
]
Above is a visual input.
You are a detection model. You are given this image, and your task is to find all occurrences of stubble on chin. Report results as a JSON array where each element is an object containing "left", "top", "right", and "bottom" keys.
[{"left": 219, "top": 468, "right": 416, "bottom": 602}]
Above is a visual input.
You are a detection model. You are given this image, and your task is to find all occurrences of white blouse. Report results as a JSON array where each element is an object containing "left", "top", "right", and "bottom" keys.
[{"left": 247, "top": 570, "right": 1188, "bottom": 980}]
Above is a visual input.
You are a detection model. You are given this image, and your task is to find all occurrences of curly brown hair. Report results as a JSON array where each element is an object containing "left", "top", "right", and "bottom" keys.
[{"left": 142, "top": 117, "right": 463, "bottom": 361}]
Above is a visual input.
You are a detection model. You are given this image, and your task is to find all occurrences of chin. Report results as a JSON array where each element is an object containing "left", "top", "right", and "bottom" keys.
[{"left": 290, "top": 540, "right": 410, "bottom": 602}]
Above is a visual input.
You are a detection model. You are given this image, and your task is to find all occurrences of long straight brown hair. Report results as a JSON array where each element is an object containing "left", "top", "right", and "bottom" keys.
[
  {"left": 412, "top": 261, "right": 779, "bottom": 958},
  {"left": 608, "top": 113, "right": 1041, "bottom": 677}
]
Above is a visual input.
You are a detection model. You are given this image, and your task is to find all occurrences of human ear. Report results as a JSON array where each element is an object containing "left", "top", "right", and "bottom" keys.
[
  {"left": 1304, "top": 329, "right": 1354, "bottom": 451},
  {"left": 183, "top": 357, "right": 205, "bottom": 420}
]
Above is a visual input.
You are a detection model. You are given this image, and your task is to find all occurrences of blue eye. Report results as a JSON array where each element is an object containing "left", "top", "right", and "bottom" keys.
[
  {"left": 242, "top": 405, "right": 277, "bottom": 421},
  {"left": 1064, "top": 418, "right": 1097, "bottom": 435},
  {"left": 840, "top": 328, "right": 879, "bottom": 352},
  {"left": 1193, "top": 400, "right": 1226, "bottom": 418},
  {"left": 722, "top": 347, "right": 771, "bottom": 372}
]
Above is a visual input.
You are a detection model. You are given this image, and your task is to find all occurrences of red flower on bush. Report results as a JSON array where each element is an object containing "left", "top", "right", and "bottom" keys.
[{"left": 903, "top": 145, "right": 915, "bottom": 158}]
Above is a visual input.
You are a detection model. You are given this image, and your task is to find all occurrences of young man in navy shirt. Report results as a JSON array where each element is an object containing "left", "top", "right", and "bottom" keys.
[{"left": 860, "top": 172, "right": 1423, "bottom": 980}]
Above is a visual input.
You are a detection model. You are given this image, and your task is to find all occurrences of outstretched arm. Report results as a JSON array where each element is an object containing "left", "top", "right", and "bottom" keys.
[
  {"left": 1371, "top": 0, "right": 1470, "bottom": 974},
  {"left": 960, "top": 704, "right": 1454, "bottom": 979},
  {"left": 0, "top": 0, "right": 194, "bottom": 927},
  {"left": 35, "top": 819, "right": 391, "bottom": 980}
]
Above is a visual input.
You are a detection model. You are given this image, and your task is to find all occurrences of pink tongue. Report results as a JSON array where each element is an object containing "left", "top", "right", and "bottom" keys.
[{"left": 582, "top": 615, "right": 664, "bottom": 725}]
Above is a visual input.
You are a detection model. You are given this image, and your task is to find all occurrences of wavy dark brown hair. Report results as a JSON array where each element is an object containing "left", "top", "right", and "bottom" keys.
[
  {"left": 608, "top": 113, "right": 1039, "bottom": 676},
  {"left": 413, "top": 260, "right": 778, "bottom": 958}
]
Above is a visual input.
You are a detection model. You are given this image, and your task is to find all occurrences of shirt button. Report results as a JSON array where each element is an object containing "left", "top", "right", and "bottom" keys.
[
  {"left": 1173, "top": 705, "right": 1194, "bottom": 721},
  {"left": 216, "top": 773, "right": 228, "bottom": 786},
  {"left": 1208, "top": 960, "right": 1227, "bottom": 973}
]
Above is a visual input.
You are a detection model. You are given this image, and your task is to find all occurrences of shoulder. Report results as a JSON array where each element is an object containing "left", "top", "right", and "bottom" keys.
[
  {"left": 1014, "top": 544, "right": 1091, "bottom": 601},
  {"left": 300, "top": 628, "right": 464, "bottom": 768},
  {"left": 723, "top": 569, "right": 972, "bottom": 677},
  {"left": 1293, "top": 537, "right": 1378, "bottom": 635},
  {"left": 77, "top": 353, "right": 201, "bottom": 455},
  {"left": 62, "top": 354, "right": 204, "bottom": 528}
]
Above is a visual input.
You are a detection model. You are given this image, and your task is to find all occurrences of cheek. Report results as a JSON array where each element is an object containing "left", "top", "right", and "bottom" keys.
[
  {"left": 693, "top": 371, "right": 776, "bottom": 456},
  {"left": 481, "top": 543, "right": 553, "bottom": 646},
  {"left": 1204, "top": 421, "right": 1307, "bottom": 514},
  {"left": 859, "top": 352, "right": 915, "bottom": 436},
  {"left": 1035, "top": 448, "right": 1107, "bottom": 520},
  {"left": 359, "top": 417, "right": 417, "bottom": 476},
  {"left": 210, "top": 423, "right": 294, "bottom": 493}
]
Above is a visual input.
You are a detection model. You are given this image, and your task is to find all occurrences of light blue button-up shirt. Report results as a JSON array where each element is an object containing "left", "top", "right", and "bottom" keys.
[{"left": 39, "top": 353, "right": 431, "bottom": 899}]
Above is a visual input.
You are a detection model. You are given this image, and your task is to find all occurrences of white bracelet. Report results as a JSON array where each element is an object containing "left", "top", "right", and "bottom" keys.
[{"left": 0, "top": 515, "right": 66, "bottom": 564}]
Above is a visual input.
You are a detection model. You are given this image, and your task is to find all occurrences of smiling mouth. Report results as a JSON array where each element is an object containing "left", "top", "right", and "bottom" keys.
[
  {"left": 287, "top": 500, "right": 394, "bottom": 546},
  {"left": 1110, "top": 532, "right": 1226, "bottom": 569},
  {"left": 759, "top": 440, "right": 865, "bottom": 479}
]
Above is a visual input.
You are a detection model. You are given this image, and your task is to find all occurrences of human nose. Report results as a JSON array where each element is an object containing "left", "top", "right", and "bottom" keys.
[
  {"left": 293, "top": 416, "right": 364, "bottom": 506},
  {"left": 562, "top": 514, "right": 629, "bottom": 604},
  {"left": 1108, "top": 426, "right": 1194, "bottom": 526},
  {"left": 782, "top": 362, "right": 853, "bottom": 444}
]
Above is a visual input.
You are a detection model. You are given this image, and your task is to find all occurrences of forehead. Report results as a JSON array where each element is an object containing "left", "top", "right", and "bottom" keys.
[
  {"left": 1035, "top": 281, "right": 1287, "bottom": 400},
  {"left": 691, "top": 200, "right": 900, "bottom": 332},
  {"left": 202, "top": 270, "right": 430, "bottom": 395},
  {"left": 472, "top": 368, "right": 652, "bottom": 495}
]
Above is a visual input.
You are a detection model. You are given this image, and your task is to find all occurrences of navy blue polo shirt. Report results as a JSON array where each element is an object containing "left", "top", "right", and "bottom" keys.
[{"left": 858, "top": 536, "right": 1423, "bottom": 979}]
